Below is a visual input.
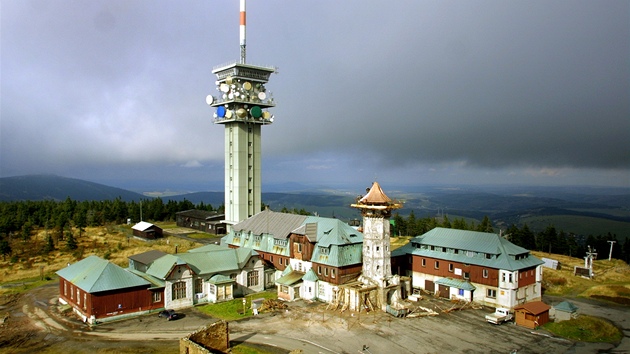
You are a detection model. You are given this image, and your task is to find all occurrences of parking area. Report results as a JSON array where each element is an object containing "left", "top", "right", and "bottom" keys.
[{"left": 3, "top": 283, "right": 628, "bottom": 354}]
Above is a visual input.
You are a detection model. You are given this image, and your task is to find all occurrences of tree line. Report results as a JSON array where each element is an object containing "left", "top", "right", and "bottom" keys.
[
  {"left": 392, "top": 211, "right": 630, "bottom": 263},
  {"left": 0, "top": 197, "right": 221, "bottom": 259}
]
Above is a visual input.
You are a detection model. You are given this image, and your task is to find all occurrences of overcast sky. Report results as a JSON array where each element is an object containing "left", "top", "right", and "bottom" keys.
[{"left": 2, "top": 0, "right": 629, "bottom": 192}]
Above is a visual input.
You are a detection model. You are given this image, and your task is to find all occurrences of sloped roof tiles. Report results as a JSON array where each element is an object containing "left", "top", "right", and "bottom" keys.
[
  {"left": 57, "top": 255, "right": 150, "bottom": 293},
  {"left": 393, "top": 227, "right": 543, "bottom": 271}
]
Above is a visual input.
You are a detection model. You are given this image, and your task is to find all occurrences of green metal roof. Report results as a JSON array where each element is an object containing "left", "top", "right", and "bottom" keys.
[
  {"left": 435, "top": 277, "right": 476, "bottom": 291},
  {"left": 56, "top": 255, "right": 150, "bottom": 293},
  {"left": 223, "top": 210, "right": 363, "bottom": 267},
  {"left": 208, "top": 274, "right": 234, "bottom": 284},
  {"left": 275, "top": 270, "right": 305, "bottom": 286},
  {"left": 302, "top": 269, "right": 319, "bottom": 282},
  {"left": 394, "top": 227, "right": 543, "bottom": 271},
  {"left": 145, "top": 247, "right": 257, "bottom": 279}
]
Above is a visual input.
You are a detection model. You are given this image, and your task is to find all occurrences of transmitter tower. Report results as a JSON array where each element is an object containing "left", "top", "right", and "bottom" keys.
[{"left": 206, "top": 0, "right": 276, "bottom": 228}]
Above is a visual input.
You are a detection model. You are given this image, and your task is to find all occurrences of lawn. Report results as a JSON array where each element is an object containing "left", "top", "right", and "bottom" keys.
[
  {"left": 544, "top": 315, "right": 622, "bottom": 343},
  {"left": 197, "top": 291, "right": 278, "bottom": 321}
]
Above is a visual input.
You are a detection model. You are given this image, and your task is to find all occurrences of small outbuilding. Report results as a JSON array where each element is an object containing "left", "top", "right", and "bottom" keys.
[
  {"left": 551, "top": 301, "right": 578, "bottom": 322},
  {"left": 514, "top": 301, "right": 551, "bottom": 329},
  {"left": 132, "top": 221, "right": 163, "bottom": 240}
]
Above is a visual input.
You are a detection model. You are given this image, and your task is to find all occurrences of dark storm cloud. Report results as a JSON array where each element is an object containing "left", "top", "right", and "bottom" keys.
[{"left": 1, "top": 0, "right": 628, "bottom": 188}]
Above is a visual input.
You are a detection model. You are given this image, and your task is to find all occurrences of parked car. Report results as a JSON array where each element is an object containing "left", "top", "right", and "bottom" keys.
[
  {"left": 485, "top": 308, "right": 513, "bottom": 324},
  {"left": 158, "top": 309, "right": 178, "bottom": 321}
]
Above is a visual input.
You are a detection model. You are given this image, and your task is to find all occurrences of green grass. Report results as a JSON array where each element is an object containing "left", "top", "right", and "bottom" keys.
[
  {"left": 544, "top": 315, "right": 622, "bottom": 343},
  {"left": 187, "top": 233, "right": 217, "bottom": 239},
  {"left": 197, "top": 291, "right": 277, "bottom": 321},
  {"left": 0, "top": 275, "right": 57, "bottom": 295},
  {"left": 231, "top": 343, "right": 280, "bottom": 354}
]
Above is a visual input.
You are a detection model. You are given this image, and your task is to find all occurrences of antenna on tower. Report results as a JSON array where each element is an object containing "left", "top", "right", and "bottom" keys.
[{"left": 240, "top": 0, "right": 246, "bottom": 64}]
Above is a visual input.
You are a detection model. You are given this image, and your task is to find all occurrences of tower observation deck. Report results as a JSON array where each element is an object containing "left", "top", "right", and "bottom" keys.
[{"left": 206, "top": 0, "right": 276, "bottom": 227}]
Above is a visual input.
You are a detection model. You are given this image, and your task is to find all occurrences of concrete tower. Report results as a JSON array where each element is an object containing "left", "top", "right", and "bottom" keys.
[
  {"left": 206, "top": 0, "right": 276, "bottom": 227},
  {"left": 351, "top": 182, "right": 402, "bottom": 287}
]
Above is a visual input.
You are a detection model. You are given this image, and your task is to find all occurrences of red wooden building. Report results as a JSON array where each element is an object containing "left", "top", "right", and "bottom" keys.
[
  {"left": 514, "top": 301, "right": 551, "bottom": 329},
  {"left": 57, "top": 255, "right": 163, "bottom": 324}
]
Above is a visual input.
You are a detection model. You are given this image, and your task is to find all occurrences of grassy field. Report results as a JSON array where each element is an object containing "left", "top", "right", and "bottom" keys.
[
  {"left": 197, "top": 291, "right": 278, "bottom": 321},
  {"left": 532, "top": 251, "right": 630, "bottom": 303},
  {"left": 544, "top": 315, "right": 623, "bottom": 342},
  {"left": 0, "top": 223, "right": 203, "bottom": 290}
]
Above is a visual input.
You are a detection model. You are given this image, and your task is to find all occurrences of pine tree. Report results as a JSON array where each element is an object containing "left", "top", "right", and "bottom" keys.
[{"left": 65, "top": 229, "right": 78, "bottom": 251}]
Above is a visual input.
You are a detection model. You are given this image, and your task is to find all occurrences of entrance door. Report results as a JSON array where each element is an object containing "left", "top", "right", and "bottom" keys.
[
  {"left": 438, "top": 284, "right": 450, "bottom": 298},
  {"left": 425, "top": 280, "right": 435, "bottom": 293}
]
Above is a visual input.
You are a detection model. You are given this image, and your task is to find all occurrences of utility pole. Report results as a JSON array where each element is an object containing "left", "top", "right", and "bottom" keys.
[{"left": 607, "top": 240, "right": 616, "bottom": 261}]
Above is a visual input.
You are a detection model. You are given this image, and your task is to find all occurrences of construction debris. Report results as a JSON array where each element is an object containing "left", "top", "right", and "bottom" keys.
[{"left": 259, "top": 299, "right": 287, "bottom": 312}]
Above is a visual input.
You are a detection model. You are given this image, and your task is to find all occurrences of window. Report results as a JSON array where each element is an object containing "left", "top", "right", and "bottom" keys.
[
  {"left": 332, "top": 269, "right": 336, "bottom": 278},
  {"left": 152, "top": 291, "right": 162, "bottom": 303},
  {"left": 487, "top": 289, "right": 497, "bottom": 298},
  {"left": 502, "top": 273, "right": 506, "bottom": 282},
  {"left": 448, "top": 263, "right": 453, "bottom": 272},
  {"left": 209, "top": 285, "right": 215, "bottom": 295},
  {"left": 421, "top": 259, "right": 426, "bottom": 267},
  {"left": 430, "top": 246, "right": 435, "bottom": 251},
  {"left": 319, "top": 247, "right": 330, "bottom": 255},
  {"left": 483, "top": 269, "right": 489, "bottom": 278},
  {"left": 247, "top": 271, "right": 259, "bottom": 287},
  {"left": 280, "top": 285, "right": 289, "bottom": 294},
  {"left": 408, "top": 256, "right": 412, "bottom": 264},
  {"left": 324, "top": 268, "right": 329, "bottom": 276},
  {"left": 458, "top": 289, "right": 464, "bottom": 296},
  {"left": 77, "top": 289, "right": 81, "bottom": 305},
  {"left": 318, "top": 283, "right": 326, "bottom": 297},
  {"left": 485, "top": 253, "right": 492, "bottom": 259},
  {"left": 270, "top": 255, "right": 273, "bottom": 263},
  {"left": 434, "top": 261, "right": 439, "bottom": 269},
  {"left": 463, "top": 272, "right": 470, "bottom": 279},
  {"left": 454, "top": 249, "right": 459, "bottom": 254},
  {"left": 172, "top": 282, "right": 186, "bottom": 300},
  {"left": 70, "top": 285, "right": 74, "bottom": 300},
  {"left": 466, "top": 251, "right": 475, "bottom": 257},
  {"left": 195, "top": 278, "right": 203, "bottom": 293},
  {"left": 508, "top": 274, "right": 513, "bottom": 283},
  {"left": 83, "top": 293, "right": 87, "bottom": 310},
  {"left": 297, "top": 243, "right": 302, "bottom": 253},
  {"left": 64, "top": 281, "right": 67, "bottom": 296},
  {"left": 318, "top": 266, "right": 322, "bottom": 274}
]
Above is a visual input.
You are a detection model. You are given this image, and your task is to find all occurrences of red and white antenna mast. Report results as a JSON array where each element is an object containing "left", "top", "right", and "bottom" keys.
[{"left": 240, "top": 0, "right": 246, "bottom": 63}]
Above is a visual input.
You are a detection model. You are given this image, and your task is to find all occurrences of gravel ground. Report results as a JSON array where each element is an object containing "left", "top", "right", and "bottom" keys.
[{"left": 1, "top": 283, "right": 628, "bottom": 354}]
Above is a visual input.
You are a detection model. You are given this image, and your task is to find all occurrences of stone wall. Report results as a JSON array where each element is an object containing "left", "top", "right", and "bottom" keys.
[{"left": 180, "top": 321, "right": 229, "bottom": 354}]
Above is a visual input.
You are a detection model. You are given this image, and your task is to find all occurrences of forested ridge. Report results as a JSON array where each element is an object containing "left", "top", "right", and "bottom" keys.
[{"left": 0, "top": 197, "right": 628, "bottom": 263}]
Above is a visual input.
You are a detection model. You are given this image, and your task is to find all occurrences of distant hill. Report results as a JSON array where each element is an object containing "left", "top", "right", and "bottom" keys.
[
  {"left": 0, "top": 175, "right": 145, "bottom": 202},
  {"left": 1, "top": 175, "right": 628, "bottom": 237}
]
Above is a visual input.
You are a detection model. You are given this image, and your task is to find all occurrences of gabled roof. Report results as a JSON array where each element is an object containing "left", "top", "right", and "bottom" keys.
[
  {"left": 514, "top": 301, "right": 550, "bottom": 315},
  {"left": 302, "top": 217, "right": 363, "bottom": 246},
  {"left": 128, "top": 250, "right": 167, "bottom": 265},
  {"left": 223, "top": 210, "right": 363, "bottom": 267},
  {"left": 302, "top": 268, "right": 319, "bottom": 282},
  {"left": 233, "top": 209, "right": 307, "bottom": 239},
  {"left": 132, "top": 221, "right": 161, "bottom": 232},
  {"left": 146, "top": 247, "right": 257, "bottom": 279},
  {"left": 275, "top": 271, "right": 305, "bottom": 286},
  {"left": 393, "top": 227, "right": 543, "bottom": 271},
  {"left": 56, "top": 255, "right": 150, "bottom": 293}
]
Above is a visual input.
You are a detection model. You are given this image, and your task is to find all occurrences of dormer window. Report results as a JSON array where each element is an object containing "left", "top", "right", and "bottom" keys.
[{"left": 319, "top": 247, "right": 330, "bottom": 255}]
